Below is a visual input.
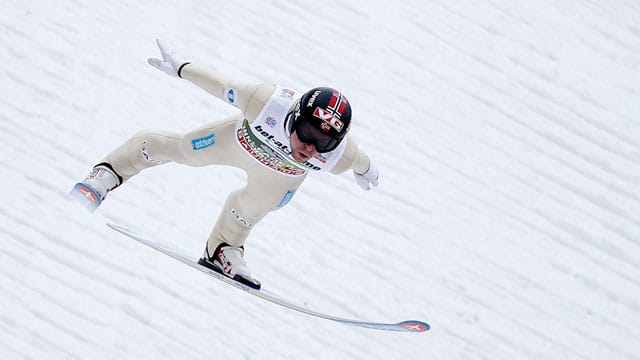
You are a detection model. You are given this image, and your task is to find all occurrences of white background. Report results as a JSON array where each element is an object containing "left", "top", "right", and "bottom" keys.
[{"left": 1, "top": 1, "right": 639, "bottom": 358}]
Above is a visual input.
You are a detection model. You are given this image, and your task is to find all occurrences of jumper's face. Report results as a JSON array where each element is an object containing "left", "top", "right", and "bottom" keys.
[{"left": 290, "top": 130, "right": 319, "bottom": 162}]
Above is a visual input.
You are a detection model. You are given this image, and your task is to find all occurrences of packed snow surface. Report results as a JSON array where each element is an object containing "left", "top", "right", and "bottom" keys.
[{"left": 1, "top": 1, "right": 639, "bottom": 359}]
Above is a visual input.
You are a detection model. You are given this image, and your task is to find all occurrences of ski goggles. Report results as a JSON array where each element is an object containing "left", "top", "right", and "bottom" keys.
[{"left": 294, "top": 119, "right": 342, "bottom": 153}]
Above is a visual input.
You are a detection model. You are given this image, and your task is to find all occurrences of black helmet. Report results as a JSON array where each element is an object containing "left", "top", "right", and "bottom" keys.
[{"left": 287, "top": 87, "right": 352, "bottom": 153}]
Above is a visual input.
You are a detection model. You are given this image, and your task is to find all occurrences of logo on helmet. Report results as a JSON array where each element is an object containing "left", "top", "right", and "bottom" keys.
[
  {"left": 293, "top": 100, "right": 301, "bottom": 118},
  {"left": 306, "top": 90, "right": 322, "bottom": 107},
  {"left": 313, "top": 107, "right": 344, "bottom": 132}
]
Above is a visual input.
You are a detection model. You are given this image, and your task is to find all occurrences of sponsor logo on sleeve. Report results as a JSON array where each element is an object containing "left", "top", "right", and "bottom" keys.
[
  {"left": 191, "top": 134, "right": 215, "bottom": 150},
  {"left": 226, "top": 88, "right": 236, "bottom": 104},
  {"left": 278, "top": 190, "right": 296, "bottom": 208}
]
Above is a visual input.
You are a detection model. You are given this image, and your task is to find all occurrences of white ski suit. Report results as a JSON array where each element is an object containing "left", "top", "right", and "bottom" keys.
[{"left": 102, "top": 63, "right": 373, "bottom": 253}]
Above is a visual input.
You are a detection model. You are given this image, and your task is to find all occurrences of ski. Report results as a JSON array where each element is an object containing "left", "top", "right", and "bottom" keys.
[{"left": 107, "top": 223, "right": 429, "bottom": 333}]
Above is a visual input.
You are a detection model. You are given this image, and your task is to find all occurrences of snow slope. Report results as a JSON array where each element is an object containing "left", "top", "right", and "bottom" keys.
[{"left": 1, "top": 0, "right": 639, "bottom": 358}]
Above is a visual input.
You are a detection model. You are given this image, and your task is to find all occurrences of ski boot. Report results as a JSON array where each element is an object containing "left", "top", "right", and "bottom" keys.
[
  {"left": 198, "top": 243, "right": 261, "bottom": 290},
  {"left": 70, "top": 163, "right": 121, "bottom": 212}
]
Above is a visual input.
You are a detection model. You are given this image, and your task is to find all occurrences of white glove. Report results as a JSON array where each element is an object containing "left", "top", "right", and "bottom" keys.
[
  {"left": 353, "top": 162, "right": 380, "bottom": 191},
  {"left": 147, "top": 39, "right": 190, "bottom": 78}
]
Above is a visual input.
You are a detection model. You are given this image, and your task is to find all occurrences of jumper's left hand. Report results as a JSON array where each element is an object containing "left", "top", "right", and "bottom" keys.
[
  {"left": 354, "top": 162, "right": 380, "bottom": 191},
  {"left": 147, "top": 39, "right": 190, "bottom": 78}
]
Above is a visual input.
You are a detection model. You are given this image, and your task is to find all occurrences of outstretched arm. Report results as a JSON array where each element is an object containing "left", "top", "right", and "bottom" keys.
[{"left": 147, "top": 39, "right": 275, "bottom": 121}]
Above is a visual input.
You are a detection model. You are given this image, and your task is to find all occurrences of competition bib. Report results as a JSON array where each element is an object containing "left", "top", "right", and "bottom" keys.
[{"left": 235, "top": 86, "right": 347, "bottom": 177}]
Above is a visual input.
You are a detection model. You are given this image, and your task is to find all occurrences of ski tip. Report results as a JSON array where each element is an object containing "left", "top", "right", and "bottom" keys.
[
  {"left": 397, "top": 320, "right": 430, "bottom": 332},
  {"left": 69, "top": 183, "right": 102, "bottom": 212}
]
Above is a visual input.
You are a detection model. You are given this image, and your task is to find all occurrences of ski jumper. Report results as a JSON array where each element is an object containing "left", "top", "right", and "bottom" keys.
[{"left": 102, "top": 63, "right": 372, "bottom": 253}]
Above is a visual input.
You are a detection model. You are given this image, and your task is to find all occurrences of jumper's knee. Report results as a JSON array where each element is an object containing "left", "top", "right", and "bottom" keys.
[{"left": 104, "top": 131, "right": 182, "bottom": 179}]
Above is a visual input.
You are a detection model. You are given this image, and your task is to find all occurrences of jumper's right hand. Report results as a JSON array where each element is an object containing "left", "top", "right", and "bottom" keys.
[
  {"left": 147, "top": 39, "right": 190, "bottom": 78},
  {"left": 354, "top": 162, "right": 380, "bottom": 191}
]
